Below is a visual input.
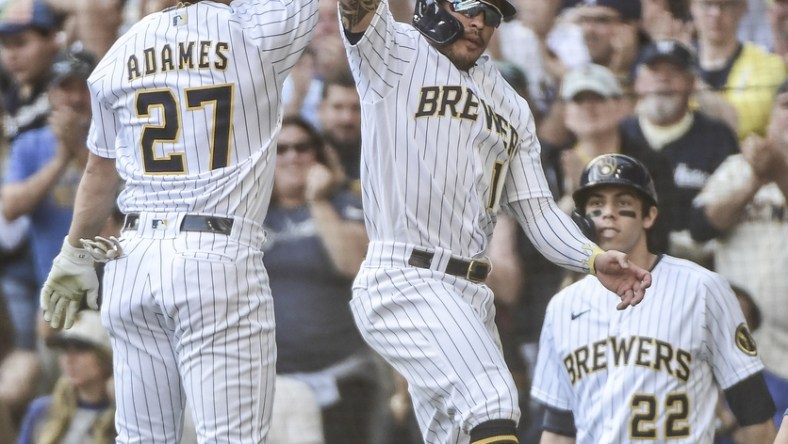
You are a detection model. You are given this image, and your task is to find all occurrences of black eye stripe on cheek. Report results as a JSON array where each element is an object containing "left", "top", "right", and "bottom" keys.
[
  {"left": 618, "top": 210, "right": 637, "bottom": 218},
  {"left": 588, "top": 210, "right": 602, "bottom": 217}
]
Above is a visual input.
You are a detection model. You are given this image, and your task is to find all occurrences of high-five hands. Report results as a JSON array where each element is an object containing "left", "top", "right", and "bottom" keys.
[{"left": 594, "top": 250, "right": 652, "bottom": 310}]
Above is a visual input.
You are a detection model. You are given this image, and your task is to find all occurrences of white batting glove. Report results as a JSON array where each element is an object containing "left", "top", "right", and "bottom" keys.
[
  {"left": 80, "top": 236, "right": 122, "bottom": 263},
  {"left": 40, "top": 237, "right": 100, "bottom": 329}
]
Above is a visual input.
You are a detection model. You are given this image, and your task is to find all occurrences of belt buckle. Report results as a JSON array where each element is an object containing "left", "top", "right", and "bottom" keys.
[{"left": 466, "top": 259, "right": 489, "bottom": 283}]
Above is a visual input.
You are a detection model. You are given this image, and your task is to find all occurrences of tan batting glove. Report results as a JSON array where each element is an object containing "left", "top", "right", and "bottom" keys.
[
  {"left": 80, "top": 236, "right": 122, "bottom": 263},
  {"left": 40, "top": 237, "right": 99, "bottom": 329}
]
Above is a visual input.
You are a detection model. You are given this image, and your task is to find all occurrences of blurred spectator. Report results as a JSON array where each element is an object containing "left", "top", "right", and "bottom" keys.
[
  {"left": 738, "top": 0, "right": 774, "bottom": 49},
  {"left": 283, "top": 0, "right": 349, "bottom": 126},
  {"left": 641, "top": 0, "right": 694, "bottom": 43},
  {"left": 2, "top": 48, "right": 93, "bottom": 288},
  {"left": 263, "top": 116, "right": 378, "bottom": 444},
  {"left": 562, "top": 0, "right": 644, "bottom": 88},
  {"left": 690, "top": 79, "right": 788, "bottom": 429},
  {"left": 621, "top": 39, "right": 739, "bottom": 262},
  {"left": 46, "top": 0, "right": 124, "bottom": 59},
  {"left": 771, "top": 0, "right": 788, "bottom": 65},
  {"left": 495, "top": 0, "right": 589, "bottom": 114},
  {"left": 691, "top": 0, "right": 787, "bottom": 138},
  {"left": 488, "top": 61, "right": 570, "bottom": 444},
  {"left": 0, "top": 294, "right": 17, "bottom": 443},
  {"left": 318, "top": 69, "right": 362, "bottom": 187},
  {"left": 0, "top": 0, "right": 62, "bottom": 141},
  {"left": 16, "top": 310, "right": 114, "bottom": 444},
  {"left": 558, "top": 63, "right": 676, "bottom": 253}
]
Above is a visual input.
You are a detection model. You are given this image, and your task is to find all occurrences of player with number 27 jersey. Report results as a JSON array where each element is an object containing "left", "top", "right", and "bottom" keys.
[{"left": 88, "top": 0, "right": 315, "bottom": 221}]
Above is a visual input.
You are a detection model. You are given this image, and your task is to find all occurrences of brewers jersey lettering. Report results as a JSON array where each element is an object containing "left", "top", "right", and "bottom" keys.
[
  {"left": 342, "top": 1, "right": 601, "bottom": 442},
  {"left": 532, "top": 255, "right": 763, "bottom": 443},
  {"left": 86, "top": 1, "right": 317, "bottom": 442}
]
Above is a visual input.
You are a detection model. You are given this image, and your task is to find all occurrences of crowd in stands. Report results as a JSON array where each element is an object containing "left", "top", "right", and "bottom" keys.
[{"left": 0, "top": 0, "right": 785, "bottom": 443}]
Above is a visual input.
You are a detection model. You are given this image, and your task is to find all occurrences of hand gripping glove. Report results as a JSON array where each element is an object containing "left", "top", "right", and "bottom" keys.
[
  {"left": 80, "top": 236, "right": 122, "bottom": 263},
  {"left": 40, "top": 237, "right": 99, "bottom": 329}
]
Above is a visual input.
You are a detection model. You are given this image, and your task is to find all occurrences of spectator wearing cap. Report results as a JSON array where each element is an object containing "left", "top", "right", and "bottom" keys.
[
  {"left": 691, "top": 0, "right": 786, "bottom": 139},
  {"left": 0, "top": 0, "right": 62, "bottom": 141},
  {"left": 558, "top": 63, "right": 676, "bottom": 254},
  {"left": 0, "top": 53, "right": 93, "bottom": 419},
  {"left": 690, "top": 79, "right": 788, "bottom": 431},
  {"left": 620, "top": 39, "right": 739, "bottom": 263},
  {"left": 17, "top": 310, "right": 115, "bottom": 444},
  {"left": 2, "top": 49, "right": 95, "bottom": 289},
  {"left": 562, "top": 0, "right": 645, "bottom": 87}
]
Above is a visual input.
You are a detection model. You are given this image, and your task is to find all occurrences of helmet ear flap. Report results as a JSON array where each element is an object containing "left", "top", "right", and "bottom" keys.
[
  {"left": 571, "top": 209, "right": 597, "bottom": 243},
  {"left": 413, "top": 0, "right": 463, "bottom": 46}
]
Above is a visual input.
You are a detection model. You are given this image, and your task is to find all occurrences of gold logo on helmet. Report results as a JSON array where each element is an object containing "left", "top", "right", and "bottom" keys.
[{"left": 595, "top": 156, "right": 618, "bottom": 177}]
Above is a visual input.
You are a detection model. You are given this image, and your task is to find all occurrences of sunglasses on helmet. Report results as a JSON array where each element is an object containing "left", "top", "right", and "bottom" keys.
[{"left": 450, "top": 0, "right": 503, "bottom": 28}]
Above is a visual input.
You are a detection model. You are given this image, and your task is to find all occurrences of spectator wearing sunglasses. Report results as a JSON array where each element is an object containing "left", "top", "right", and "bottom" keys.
[{"left": 263, "top": 116, "right": 378, "bottom": 444}]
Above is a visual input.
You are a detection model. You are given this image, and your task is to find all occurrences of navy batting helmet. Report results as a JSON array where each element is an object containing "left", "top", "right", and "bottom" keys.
[
  {"left": 572, "top": 154, "right": 658, "bottom": 212},
  {"left": 413, "top": 0, "right": 516, "bottom": 46}
]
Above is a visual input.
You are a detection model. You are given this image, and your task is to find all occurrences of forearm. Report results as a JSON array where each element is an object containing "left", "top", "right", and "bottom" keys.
[
  {"left": 2, "top": 154, "right": 70, "bottom": 220},
  {"left": 775, "top": 167, "right": 788, "bottom": 201},
  {"left": 694, "top": 89, "right": 740, "bottom": 134},
  {"left": 506, "top": 197, "right": 596, "bottom": 274},
  {"left": 339, "top": 0, "right": 378, "bottom": 32},
  {"left": 736, "top": 421, "right": 776, "bottom": 443},
  {"left": 539, "top": 431, "right": 575, "bottom": 444},
  {"left": 67, "top": 154, "right": 120, "bottom": 247},
  {"left": 308, "top": 200, "right": 367, "bottom": 277},
  {"left": 702, "top": 178, "right": 761, "bottom": 232}
]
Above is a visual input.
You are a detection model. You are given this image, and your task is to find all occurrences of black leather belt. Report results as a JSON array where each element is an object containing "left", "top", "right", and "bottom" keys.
[
  {"left": 124, "top": 214, "right": 234, "bottom": 235},
  {"left": 407, "top": 248, "right": 491, "bottom": 283}
]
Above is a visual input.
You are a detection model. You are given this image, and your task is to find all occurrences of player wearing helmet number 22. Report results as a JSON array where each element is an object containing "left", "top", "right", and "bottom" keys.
[
  {"left": 337, "top": 0, "right": 651, "bottom": 443},
  {"left": 532, "top": 154, "right": 776, "bottom": 444}
]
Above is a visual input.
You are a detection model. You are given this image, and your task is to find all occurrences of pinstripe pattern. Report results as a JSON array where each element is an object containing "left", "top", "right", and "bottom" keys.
[
  {"left": 351, "top": 242, "right": 518, "bottom": 443},
  {"left": 87, "top": 0, "right": 318, "bottom": 222},
  {"left": 343, "top": 1, "right": 550, "bottom": 257},
  {"left": 340, "top": 1, "right": 608, "bottom": 442},
  {"left": 531, "top": 255, "right": 764, "bottom": 444},
  {"left": 85, "top": 1, "right": 317, "bottom": 442}
]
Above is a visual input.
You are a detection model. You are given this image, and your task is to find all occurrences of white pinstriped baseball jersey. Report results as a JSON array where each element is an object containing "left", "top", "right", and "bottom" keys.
[
  {"left": 342, "top": 0, "right": 552, "bottom": 258},
  {"left": 531, "top": 255, "right": 764, "bottom": 444},
  {"left": 84, "top": 1, "right": 318, "bottom": 443},
  {"left": 87, "top": 0, "right": 317, "bottom": 222}
]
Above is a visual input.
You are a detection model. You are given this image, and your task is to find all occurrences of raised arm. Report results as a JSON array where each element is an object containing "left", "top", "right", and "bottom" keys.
[
  {"left": 506, "top": 196, "right": 650, "bottom": 309},
  {"left": 339, "top": 0, "right": 379, "bottom": 33}
]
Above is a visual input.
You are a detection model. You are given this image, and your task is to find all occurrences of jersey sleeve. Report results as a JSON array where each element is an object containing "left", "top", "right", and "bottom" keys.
[
  {"left": 501, "top": 113, "right": 552, "bottom": 203},
  {"left": 233, "top": 0, "right": 318, "bottom": 79},
  {"left": 531, "top": 299, "right": 575, "bottom": 411},
  {"left": 702, "top": 271, "right": 765, "bottom": 389},
  {"left": 341, "top": 0, "right": 415, "bottom": 103},
  {"left": 86, "top": 78, "right": 118, "bottom": 159}
]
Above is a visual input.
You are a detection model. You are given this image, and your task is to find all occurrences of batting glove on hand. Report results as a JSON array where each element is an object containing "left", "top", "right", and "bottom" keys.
[
  {"left": 40, "top": 237, "right": 99, "bottom": 329},
  {"left": 80, "top": 236, "right": 122, "bottom": 263}
]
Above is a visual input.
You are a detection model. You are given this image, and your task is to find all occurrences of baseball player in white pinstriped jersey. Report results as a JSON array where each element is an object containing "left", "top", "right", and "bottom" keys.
[
  {"left": 38, "top": 1, "right": 317, "bottom": 443},
  {"left": 532, "top": 154, "right": 776, "bottom": 444},
  {"left": 338, "top": 1, "right": 651, "bottom": 443}
]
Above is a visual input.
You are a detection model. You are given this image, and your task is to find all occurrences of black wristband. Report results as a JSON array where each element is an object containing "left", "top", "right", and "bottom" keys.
[{"left": 724, "top": 372, "right": 776, "bottom": 426}]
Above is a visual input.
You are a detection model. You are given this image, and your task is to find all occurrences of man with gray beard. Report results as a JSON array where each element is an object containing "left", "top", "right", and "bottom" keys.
[{"left": 620, "top": 39, "right": 739, "bottom": 263}]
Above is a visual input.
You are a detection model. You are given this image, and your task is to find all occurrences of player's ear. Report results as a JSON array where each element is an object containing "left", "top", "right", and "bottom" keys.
[{"left": 642, "top": 205, "right": 658, "bottom": 230}]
